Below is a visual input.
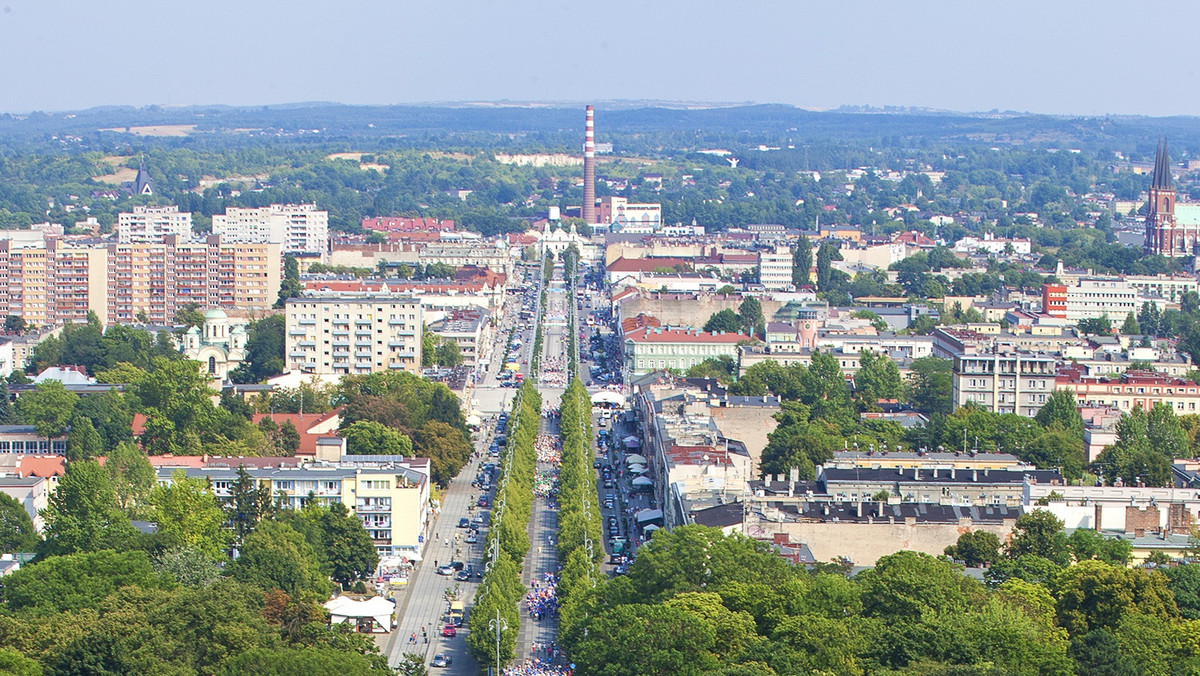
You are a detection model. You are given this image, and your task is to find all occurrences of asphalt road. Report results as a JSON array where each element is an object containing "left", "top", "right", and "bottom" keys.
[{"left": 385, "top": 266, "right": 546, "bottom": 673}]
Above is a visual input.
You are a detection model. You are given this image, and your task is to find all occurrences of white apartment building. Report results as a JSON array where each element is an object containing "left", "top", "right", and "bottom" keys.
[
  {"left": 285, "top": 295, "right": 422, "bottom": 376},
  {"left": 212, "top": 204, "right": 329, "bottom": 255},
  {"left": 117, "top": 205, "right": 193, "bottom": 244},
  {"left": 758, "top": 246, "right": 794, "bottom": 290},
  {"left": 953, "top": 351, "right": 1058, "bottom": 417}
]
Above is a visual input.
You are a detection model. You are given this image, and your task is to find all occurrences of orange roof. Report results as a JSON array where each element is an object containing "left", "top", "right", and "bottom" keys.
[
  {"left": 621, "top": 314, "right": 661, "bottom": 334},
  {"left": 625, "top": 326, "right": 748, "bottom": 344},
  {"left": 251, "top": 410, "right": 342, "bottom": 456},
  {"left": 17, "top": 455, "right": 66, "bottom": 478}
]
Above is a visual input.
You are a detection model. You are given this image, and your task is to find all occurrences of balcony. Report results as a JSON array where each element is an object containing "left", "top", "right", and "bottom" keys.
[
  {"left": 355, "top": 319, "right": 372, "bottom": 326},
  {"left": 355, "top": 361, "right": 374, "bottom": 369},
  {"left": 288, "top": 351, "right": 307, "bottom": 359},
  {"left": 332, "top": 330, "right": 349, "bottom": 337},
  {"left": 355, "top": 330, "right": 372, "bottom": 338},
  {"left": 298, "top": 318, "right": 316, "bottom": 325},
  {"left": 298, "top": 341, "right": 316, "bottom": 348},
  {"left": 288, "top": 329, "right": 307, "bottom": 336},
  {"left": 354, "top": 351, "right": 373, "bottom": 358}
]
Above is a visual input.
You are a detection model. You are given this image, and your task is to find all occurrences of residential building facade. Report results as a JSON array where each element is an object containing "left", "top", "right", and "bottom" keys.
[
  {"left": 952, "top": 350, "right": 1057, "bottom": 416},
  {"left": 212, "top": 204, "right": 329, "bottom": 255},
  {"left": 117, "top": 205, "right": 193, "bottom": 244},
  {"left": 285, "top": 295, "right": 423, "bottom": 376},
  {"left": 623, "top": 326, "right": 746, "bottom": 376}
]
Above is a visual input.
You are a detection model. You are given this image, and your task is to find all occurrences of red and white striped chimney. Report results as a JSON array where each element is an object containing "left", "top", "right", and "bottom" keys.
[{"left": 582, "top": 105, "right": 596, "bottom": 225}]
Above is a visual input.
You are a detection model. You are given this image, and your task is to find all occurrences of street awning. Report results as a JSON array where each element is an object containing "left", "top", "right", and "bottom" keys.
[
  {"left": 631, "top": 476, "right": 654, "bottom": 487},
  {"left": 628, "top": 464, "right": 649, "bottom": 474},
  {"left": 625, "top": 454, "right": 648, "bottom": 464}
]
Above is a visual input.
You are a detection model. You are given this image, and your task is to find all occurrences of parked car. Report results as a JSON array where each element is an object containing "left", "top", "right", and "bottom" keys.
[
  {"left": 432, "top": 653, "right": 452, "bottom": 667},
  {"left": 465, "top": 532, "right": 479, "bottom": 544},
  {"left": 455, "top": 569, "right": 471, "bottom": 582},
  {"left": 458, "top": 518, "right": 470, "bottom": 529},
  {"left": 436, "top": 564, "right": 454, "bottom": 576},
  {"left": 442, "top": 624, "right": 457, "bottom": 637}
]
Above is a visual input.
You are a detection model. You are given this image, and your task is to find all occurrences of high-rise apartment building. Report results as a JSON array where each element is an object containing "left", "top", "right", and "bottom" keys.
[
  {"left": 212, "top": 203, "right": 329, "bottom": 255},
  {"left": 285, "top": 295, "right": 422, "bottom": 376},
  {"left": 107, "top": 236, "right": 280, "bottom": 324},
  {"left": 0, "top": 239, "right": 50, "bottom": 327},
  {"left": 117, "top": 205, "right": 194, "bottom": 244},
  {"left": 47, "top": 239, "right": 109, "bottom": 325}
]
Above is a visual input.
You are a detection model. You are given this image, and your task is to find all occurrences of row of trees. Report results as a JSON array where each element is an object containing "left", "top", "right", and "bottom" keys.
[
  {"left": 702, "top": 297, "right": 764, "bottom": 339},
  {"left": 560, "top": 522, "right": 1200, "bottom": 676},
  {"left": 556, "top": 379, "right": 605, "bottom": 636},
  {"left": 466, "top": 382, "right": 542, "bottom": 667}
]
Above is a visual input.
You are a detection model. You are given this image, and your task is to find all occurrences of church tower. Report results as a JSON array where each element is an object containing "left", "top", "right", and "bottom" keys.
[{"left": 1145, "top": 139, "right": 1179, "bottom": 256}]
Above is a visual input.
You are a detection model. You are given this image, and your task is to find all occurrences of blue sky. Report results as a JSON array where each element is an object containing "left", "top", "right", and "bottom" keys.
[{"left": 1, "top": 0, "right": 1195, "bottom": 116}]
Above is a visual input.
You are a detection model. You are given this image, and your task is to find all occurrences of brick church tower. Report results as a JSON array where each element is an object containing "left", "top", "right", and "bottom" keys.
[{"left": 1144, "top": 139, "right": 1184, "bottom": 256}]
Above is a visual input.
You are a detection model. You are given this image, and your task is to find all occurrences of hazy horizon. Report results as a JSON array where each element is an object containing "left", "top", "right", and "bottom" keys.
[{"left": 1, "top": 0, "right": 1195, "bottom": 117}]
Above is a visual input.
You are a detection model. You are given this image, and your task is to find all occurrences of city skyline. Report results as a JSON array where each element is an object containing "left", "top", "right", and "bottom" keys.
[{"left": 1, "top": 0, "right": 1197, "bottom": 117}]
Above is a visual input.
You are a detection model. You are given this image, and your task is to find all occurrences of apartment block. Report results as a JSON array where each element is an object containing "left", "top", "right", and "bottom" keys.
[
  {"left": 285, "top": 295, "right": 422, "bottom": 376},
  {"left": 46, "top": 239, "right": 109, "bottom": 325},
  {"left": 156, "top": 461, "right": 430, "bottom": 558},
  {"left": 117, "top": 205, "right": 193, "bottom": 244},
  {"left": 757, "top": 246, "right": 794, "bottom": 290},
  {"left": 107, "top": 236, "right": 280, "bottom": 325},
  {"left": 0, "top": 239, "right": 49, "bottom": 327},
  {"left": 212, "top": 203, "right": 329, "bottom": 255},
  {"left": 952, "top": 350, "right": 1057, "bottom": 416}
]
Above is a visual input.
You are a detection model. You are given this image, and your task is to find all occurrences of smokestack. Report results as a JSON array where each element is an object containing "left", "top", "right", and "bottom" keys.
[{"left": 583, "top": 105, "right": 596, "bottom": 225}]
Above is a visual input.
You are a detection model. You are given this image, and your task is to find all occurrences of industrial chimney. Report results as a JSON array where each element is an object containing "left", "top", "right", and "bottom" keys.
[{"left": 583, "top": 105, "right": 596, "bottom": 225}]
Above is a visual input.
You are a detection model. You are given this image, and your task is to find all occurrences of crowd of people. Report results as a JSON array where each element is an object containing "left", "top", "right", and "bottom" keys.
[
  {"left": 502, "top": 657, "right": 571, "bottom": 676},
  {"left": 533, "top": 434, "right": 561, "bottom": 501},
  {"left": 525, "top": 572, "right": 561, "bottom": 622}
]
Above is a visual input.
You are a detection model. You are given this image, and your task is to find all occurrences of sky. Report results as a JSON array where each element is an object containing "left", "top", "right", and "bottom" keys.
[{"left": 1, "top": 0, "right": 1197, "bottom": 117}]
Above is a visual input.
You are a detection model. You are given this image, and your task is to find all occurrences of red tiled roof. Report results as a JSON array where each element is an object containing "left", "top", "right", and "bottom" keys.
[
  {"left": 251, "top": 410, "right": 342, "bottom": 456},
  {"left": 625, "top": 326, "right": 748, "bottom": 344},
  {"left": 16, "top": 455, "right": 66, "bottom": 478}
]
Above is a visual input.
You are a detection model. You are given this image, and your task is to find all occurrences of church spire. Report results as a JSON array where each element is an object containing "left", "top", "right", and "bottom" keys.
[{"left": 1153, "top": 138, "right": 1173, "bottom": 191}]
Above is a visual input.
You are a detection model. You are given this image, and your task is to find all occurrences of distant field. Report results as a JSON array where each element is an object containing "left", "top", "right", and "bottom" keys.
[
  {"left": 93, "top": 155, "right": 136, "bottom": 184},
  {"left": 99, "top": 124, "right": 197, "bottom": 137},
  {"left": 326, "top": 152, "right": 391, "bottom": 172}
]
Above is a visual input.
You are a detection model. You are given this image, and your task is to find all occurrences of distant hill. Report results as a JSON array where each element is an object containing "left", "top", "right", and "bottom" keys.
[{"left": 4, "top": 102, "right": 1200, "bottom": 156}]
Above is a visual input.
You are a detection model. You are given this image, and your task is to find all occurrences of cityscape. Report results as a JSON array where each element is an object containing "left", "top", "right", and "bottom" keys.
[{"left": 7, "top": 3, "right": 1200, "bottom": 676}]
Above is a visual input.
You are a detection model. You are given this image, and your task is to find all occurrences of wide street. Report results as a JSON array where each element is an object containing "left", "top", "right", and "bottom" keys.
[{"left": 387, "top": 260, "right": 574, "bottom": 673}]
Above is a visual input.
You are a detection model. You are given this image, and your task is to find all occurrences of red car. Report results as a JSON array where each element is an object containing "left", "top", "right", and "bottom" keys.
[{"left": 442, "top": 624, "right": 457, "bottom": 638}]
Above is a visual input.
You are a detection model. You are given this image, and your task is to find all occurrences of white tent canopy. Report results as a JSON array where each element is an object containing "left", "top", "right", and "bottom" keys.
[
  {"left": 628, "top": 464, "right": 649, "bottom": 474},
  {"left": 625, "top": 454, "right": 648, "bottom": 465},
  {"left": 631, "top": 476, "right": 654, "bottom": 487},
  {"left": 592, "top": 391, "right": 626, "bottom": 407},
  {"left": 465, "top": 413, "right": 483, "bottom": 428},
  {"left": 324, "top": 596, "right": 395, "bottom": 631}
]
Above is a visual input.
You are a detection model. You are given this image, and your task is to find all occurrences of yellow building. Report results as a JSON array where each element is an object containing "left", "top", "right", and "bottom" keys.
[{"left": 155, "top": 458, "right": 431, "bottom": 559}]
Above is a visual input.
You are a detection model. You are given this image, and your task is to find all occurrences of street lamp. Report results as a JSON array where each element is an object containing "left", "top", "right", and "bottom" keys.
[{"left": 490, "top": 609, "right": 509, "bottom": 676}]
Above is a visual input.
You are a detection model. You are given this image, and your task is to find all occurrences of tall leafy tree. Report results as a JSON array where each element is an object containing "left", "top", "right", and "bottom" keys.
[
  {"left": 1120, "top": 312, "right": 1140, "bottom": 335},
  {"left": 341, "top": 420, "right": 412, "bottom": 456},
  {"left": 0, "top": 492, "right": 37, "bottom": 552},
  {"left": 792, "top": 236, "right": 812, "bottom": 286},
  {"left": 228, "top": 466, "right": 275, "bottom": 544},
  {"left": 738, "top": 297, "right": 764, "bottom": 337},
  {"left": 703, "top": 309, "right": 742, "bottom": 334},
  {"left": 906, "top": 356, "right": 953, "bottom": 417},
  {"left": 106, "top": 440, "right": 156, "bottom": 519},
  {"left": 149, "top": 471, "right": 233, "bottom": 561},
  {"left": 854, "top": 350, "right": 903, "bottom": 407},
  {"left": 229, "top": 520, "right": 329, "bottom": 599},
  {"left": 15, "top": 381, "right": 78, "bottom": 443},
  {"left": 66, "top": 415, "right": 103, "bottom": 461},
  {"left": 815, "top": 242, "right": 843, "bottom": 291},
  {"left": 1007, "top": 510, "right": 1070, "bottom": 565},
  {"left": 1035, "top": 389, "right": 1085, "bottom": 438},
  {"left": 40, "top": 460, "right": 138, "bottom": 555}
]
